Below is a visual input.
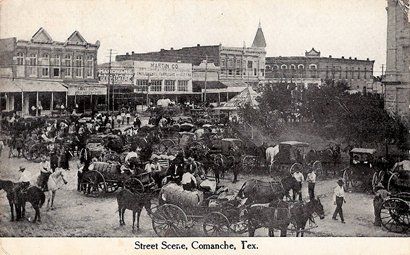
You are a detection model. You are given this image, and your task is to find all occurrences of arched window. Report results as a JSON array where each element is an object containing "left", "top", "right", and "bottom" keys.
[
  {"left": 281, "top": 64, "right": 287, "bottom": 69},
  {"left": 309, "top": 64, "right": 317, "bottom": 69},
  {"left": 290, "top": 64, "right": 296, "bottom": 70},
  {"left": 297, "top": 64, "right": 304, "bottom": 69},
  {"left": 273, "top": 65, "right": 279, "bottom": 70}
]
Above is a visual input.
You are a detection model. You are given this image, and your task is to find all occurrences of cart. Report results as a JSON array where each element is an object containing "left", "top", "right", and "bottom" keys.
[
  {"left": 150, "top": 183, "right": 247, "bottom": 237},
  {"left": 343, "top": 148, "right": 378, "bottom": 192}
]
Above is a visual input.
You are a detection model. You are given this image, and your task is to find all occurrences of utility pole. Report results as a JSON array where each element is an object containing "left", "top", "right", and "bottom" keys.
[
  {"left": 381, "top": 64, "right": 385, "bottom": 77},
  {"left": 107, "top": 49, "right": 112, "bottom": 114},
  {"left": 146, "top": 74, "right": 151, "bottom": 108},
  {"left": 204, "top": 55, "right": 208, "bottom": 105}
]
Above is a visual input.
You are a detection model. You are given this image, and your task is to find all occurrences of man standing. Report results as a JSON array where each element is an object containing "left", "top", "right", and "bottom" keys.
[
  {"left": 373, "top": 183, "right": 389, "bottom": 226},
  {"left": 38, "top": 156, "right": 52, "bottom": 191},
  {"left": 332, "top": 179, "right": 346, "bottom": 223},
  {"left": 0, "top": 138, "right": 4, "bottom": 161},
  {"left": 293, "top": 169, "right": 304, "bottom": 201},
  {"left": 306, "top": 169, "right": 316, "bottom": 200}
]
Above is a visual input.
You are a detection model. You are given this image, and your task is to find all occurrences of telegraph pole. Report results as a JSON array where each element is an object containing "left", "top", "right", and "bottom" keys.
[
  {"left": 107, "top": 49, "right": 112, "bottom": 114},
  {"left": 204, "top": 55, "right": 208, "bottom": 105}
]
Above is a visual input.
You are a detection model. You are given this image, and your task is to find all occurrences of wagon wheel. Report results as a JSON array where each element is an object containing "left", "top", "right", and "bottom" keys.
[
  {"left": 380, "top": 198, "right": 410, "bottom": 233},
  {"left": 242, "top": 156, "right": 257, "bottom": 173},
  {"left": 81, "top": 170, "right": 107, "bottom": 196},
  {"left": 203, "top": 212, "right": 231, "bottom": 237},
  {"left": 289, "top": 163, "right": 303, "bottom": 175},
  {"left": 343, "top": 169, "right": 350, "bottom": 191},
  {"left": 312, "top": 161, "right": 323, "bottom": 177},
  {"left": 158, "top": 139, "right": 176, "bottom": 154},
  {"left": 372, "top": 171, "right": 381, "bottom": 193},
  {"left": 151, "top": 204, "right": 187, "bottom": 237},
  {"left": 123, "top": 177, "right": 144, "bottom": 193},
  {"left": 105, "top": 180, "right": 121, "bottom": 193},
  {"left": 387, "top": 173, "right": 399, "bottom": 193}
]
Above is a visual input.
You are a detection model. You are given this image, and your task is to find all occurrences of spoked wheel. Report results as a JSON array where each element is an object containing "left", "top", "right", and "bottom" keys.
[
  {"left": 151, "top": 204, "right": 187, "bottom": 237},
  {"left": 105, "top": 180, "right": 121, "bottom": 193},
  {"left": 158, "top": 139, "right": 175, "bottom": 154},
  {"left": 123, "top": 177, "right": 144, "bottom": 193},
  {"left": 312, "top": 161, "right": 323, "bottom": 177},
  {"left": 203, "top": 212, "right": 231, "bottom": 237},
  {"left": 342, "top": 169, "right": 360, "bottom": 191},
  {"left": 380, "top": 198, "right": 410, "bottom": 233},
  {"left": 80, "top": 170, "right": 107, "bottom": 196}
]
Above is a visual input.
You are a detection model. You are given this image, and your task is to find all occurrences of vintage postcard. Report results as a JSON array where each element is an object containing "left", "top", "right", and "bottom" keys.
[{"left": 0, "top": 0, "right": 409, "bottom": 254}]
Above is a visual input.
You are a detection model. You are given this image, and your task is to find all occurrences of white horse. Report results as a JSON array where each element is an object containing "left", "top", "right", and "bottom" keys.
[
  {"left": 45, "top": 168, "right": 68, "bottom": 210},
  {"left": 266, "top": 145, "right": 279, "bottom": 165}
]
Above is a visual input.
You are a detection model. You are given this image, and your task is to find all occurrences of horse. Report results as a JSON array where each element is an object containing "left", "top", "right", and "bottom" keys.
[
  {"left": 266, "top": 145, "right": 279, "bottom": 165},
  {"left": 40, "top": 169, "right": 68, "bottom": 210},
  {"left": 0, "top": 179, "right": 18, "bottom": 221},
  {"left": 116, "top": 188, "right": 155, "bottom": 232},
  {"left": 238, "top": 177, "right": 301, "bottom": 204},
  {"left": 244, "top": 198, "right": 325, "bottom": 237},
  {"left": 14, "top": 182, "right": 45, "bottom": 223}
]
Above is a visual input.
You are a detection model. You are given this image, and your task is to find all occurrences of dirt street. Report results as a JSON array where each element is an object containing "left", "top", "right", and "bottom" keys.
[{"left": 0, "top": 149, "right": 407, "bottom": 237}]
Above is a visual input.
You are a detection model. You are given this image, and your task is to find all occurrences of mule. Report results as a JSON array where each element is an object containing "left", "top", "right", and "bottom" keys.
[
  {"left": 0, "top": 179, "right": 18, "bottom": 221},
  {"left": 238, "top": 177, "right": 301, "bottom": 204},
  {"left": 41, "top": 169, "right": 68, "bottom": 210},
  {"left": 116, "top": 189, "right": 155, "bottom": 232},
  {"left": 14, "top": 182, "right": 45, "bottom": 223},
  {"left": 266, "top": 145, "right": 279, "bottom": 165},
  {"left": 245, "top": 198, "right": 325, "bottom": 237}
]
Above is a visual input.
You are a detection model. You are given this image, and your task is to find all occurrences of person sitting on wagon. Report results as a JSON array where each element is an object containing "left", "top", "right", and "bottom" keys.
[
  {"left": 166, "top": 153, "right": 185, "bottom": 184},
  {"left": 125, "top": 148, "right": 140, "bottom": 173},
  {"left": 181, "top": 168, "right": 197, "bottom": 191}
]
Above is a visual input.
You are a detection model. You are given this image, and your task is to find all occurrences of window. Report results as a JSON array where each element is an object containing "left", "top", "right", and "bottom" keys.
[
  {"left": 75, "top": 55, "right": 83, "bottom": 78},
  {"left": 164, "top": 80, "right": 175, "bottom": 91},
  {"left": 297, "top": 64, "right": 304, "bottom": 69},
  {"left": 351, "top": 67, "right": 354, "bottom": 79},
  {"left": 42, "top": 53, "right": 50, "bottom": 77},
  {"left": 247, "top": 61, "right": 253, "bottom": 69},
  {"left": 16, "top": 52, "right": 24, "bottom": 65},
  {"left": 254, "top": 68, "right": 257, "bottom": 76},
  {"left": 281, "top": 64, "right": 287, "bottom": 69},
  {"left": 228, "top": 69, "right": 233, "bottom": 75},
  {"left": 228, "top": 59, "right": 233, "bottom": 68},
  {"left": 236, "top": 59, "right": 241, "bottom": 75},
  {"left": 28, "top": 54, "right": 37, "bottom": 76},
  {"left": 150, "top": 80, "right": 162, "bottom": 92},
  {"left": 53, "top": 55, "right": 60, "bottom": 78},
  {"left": 64, "top": 55, "right": 72, "bottom": 77},
  {"left": 357, "top": 68, "right": 361, "bottom": 79},
  {"left": 86, "top": 56, "right": 94, "bottom": 78},
  {"left": 345, "top": 67, "right": 349, "bottom": 79},
  {"left": 136, "top": 79, "right": 148, "bottom": 92},
  {"left": 177, "top": 80, "right": 188, "bottom": 92},
  {"left": 364, "top": 67, "right": 367, "bottom": 79}
]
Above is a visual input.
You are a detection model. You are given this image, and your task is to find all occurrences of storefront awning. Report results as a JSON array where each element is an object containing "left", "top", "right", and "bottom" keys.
[
  {"left": 192, "top": 81, "right": 227, "bottom": 92},
  {"left": 13, "top": 79, "right": 67, "bottom": 92},
  {"left": 0, "top": 78, "right": 22, "bottom": 93},
  {"left": 67, "top": 83, "right": 107, "bottom": 96}
]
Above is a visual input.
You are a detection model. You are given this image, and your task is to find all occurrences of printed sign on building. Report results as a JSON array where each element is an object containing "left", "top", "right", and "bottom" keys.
[
  {"left": 134, "top": 61, "right": 192, "bottom": 80},
  {"left": 98, "top": 68, "right": 134, "bottom": 85}
]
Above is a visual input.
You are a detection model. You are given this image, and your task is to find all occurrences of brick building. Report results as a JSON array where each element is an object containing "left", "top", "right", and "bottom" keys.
[
  {"left": 0, "top": 28, "right": 102, "bottom": 115},
  {"left": 265, "top": 48, "right": 375, "bottom": 91},
  {"left": 383, "top": 0, "right": 410, "bottom": 121}
]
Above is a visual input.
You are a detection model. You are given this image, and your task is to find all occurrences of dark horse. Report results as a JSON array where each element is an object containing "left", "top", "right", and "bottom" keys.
[
  {"left": 116, "top": 188, "right": 155, "bottom": 232},
  {"left": 0, "top": 179, "right": 18, "bottom": 221},
  {"left": 15, "top": 182, "right": 46, "bottom": 223},
  {"left": 245, "top": 198, "right": 325, "bottom": 237},
  {"left": 238, "top": 177, "right": 301, "bottom": 204}
]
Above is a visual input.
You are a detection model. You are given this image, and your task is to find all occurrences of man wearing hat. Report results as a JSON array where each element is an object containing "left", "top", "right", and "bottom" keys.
[
  {"left": 166, "top": 153, "right": 185, "bottom": 184},
  {"left": 18, "top": 166, "right": 31, "bottom": 183},
  {"left": 332, "top": 179, "right": 347, "bottom": 223},
  {"left": 373, "top": 183, "right": 389, "bottom": 226}
]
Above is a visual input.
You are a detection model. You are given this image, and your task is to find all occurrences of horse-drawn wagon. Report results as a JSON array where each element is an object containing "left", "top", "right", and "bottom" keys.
[
  {"left": 343, "top": 148, "right": 379, "bottom": 192},
  {"left": 380, "top": 192, "right": 410, "bottom": 233},
  {"left": 150, "top": 183, "right": 247, "bottom": 237},
  {"left": 80, "top": 161, "right": 156, "bottom": 196},
  {"left": 269, "top": 141, "right": 322, "bottom": 178}
]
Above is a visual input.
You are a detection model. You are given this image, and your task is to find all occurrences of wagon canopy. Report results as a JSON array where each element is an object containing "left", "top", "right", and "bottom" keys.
[
  {"left": 279, "top": 141, "right": 310, "bottom": 147},
  {"left": 350, "top": 148, "right": 377, "bottom": 154},
  {"left": 393, "top": 160, "right": 410, "bottom": 171}
]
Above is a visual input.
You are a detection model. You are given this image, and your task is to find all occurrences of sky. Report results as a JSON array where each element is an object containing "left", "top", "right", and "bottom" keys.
[{"left": 0, "top": 0, "right": 389, "bottom": 75}]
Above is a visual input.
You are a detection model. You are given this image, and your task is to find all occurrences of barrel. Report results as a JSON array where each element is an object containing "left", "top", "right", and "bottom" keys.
[{"left": 160, "top": 183, "right": 204, "bottom": 208}]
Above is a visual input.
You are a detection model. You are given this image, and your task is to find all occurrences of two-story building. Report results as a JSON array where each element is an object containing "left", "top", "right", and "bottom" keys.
[{"left": 0, "top": 28, "right": 101, "bottom": 116}]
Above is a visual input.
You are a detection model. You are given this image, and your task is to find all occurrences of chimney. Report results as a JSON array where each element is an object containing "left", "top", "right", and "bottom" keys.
[
  {"left": 366, "top": 58, "right": 369, "bottom": 61},
  {"left": 170, "top": 47, "right": 174, "bottom": 50},
  {"left": 132, "top": 51, "right": 134, "bottom": 55},
  {"left": 341, "top": 56, "right": 344, "bottom": 59},
  {"left": 349, "top": 57, "right": 352, "bottom": 59},
  {"left": 126, "top": 52, "right": 129, "bottom": 56},
  {"left": 354, "top": 57, "right": 357, "bottom": 60},
  {"left": 329, "top": 55, "right": 332, "bottom": 58},
  {"left": 197, "top": 44, "right": 200, "bottom": 47}
]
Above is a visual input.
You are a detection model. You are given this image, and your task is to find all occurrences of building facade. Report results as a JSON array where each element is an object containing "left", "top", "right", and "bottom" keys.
[
  {"left": 115, "top": 23, "right": 267, "bottom": 87},
  {"left": 383, "top": 0, "right": 410, "bottom": 120},
  {"left": 265, "top": 48, "right": 375, "bottom": 91},
  {"left": 0, "top": 28, "right": 102, "bottom": 115}
]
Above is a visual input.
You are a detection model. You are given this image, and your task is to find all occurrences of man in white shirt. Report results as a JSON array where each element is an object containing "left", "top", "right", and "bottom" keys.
[
  {"left": 125, "top": 150, "right": 140, "bottom": 172},
  {"left": 306, "top": 169, "right": 316, "bottom": 200},
  {"left": 18, "top": 166, "right": 31, "bottom": 183},
  {"left": 39, "top": 156, "right": 52, "bottom": 191},
  {"left": 332, "top": 179, "right": 346, "bottom": 223},
  {"left": 293, "top": 170, "right": 304, "bottom": 201},
  {"left": 181, "top": 169, "right": 197, "bottom": 191}
]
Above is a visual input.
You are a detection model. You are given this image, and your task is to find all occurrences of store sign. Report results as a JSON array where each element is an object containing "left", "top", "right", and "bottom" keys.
[
  {"left": 98, "top": 68, "right": 134, "bottom": 85},
  {"left": 68, "top": 85, "right": 107, "bottom": 96},
  {"left": 134, "top": 61, "right": 192, "bottom": 80}
]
